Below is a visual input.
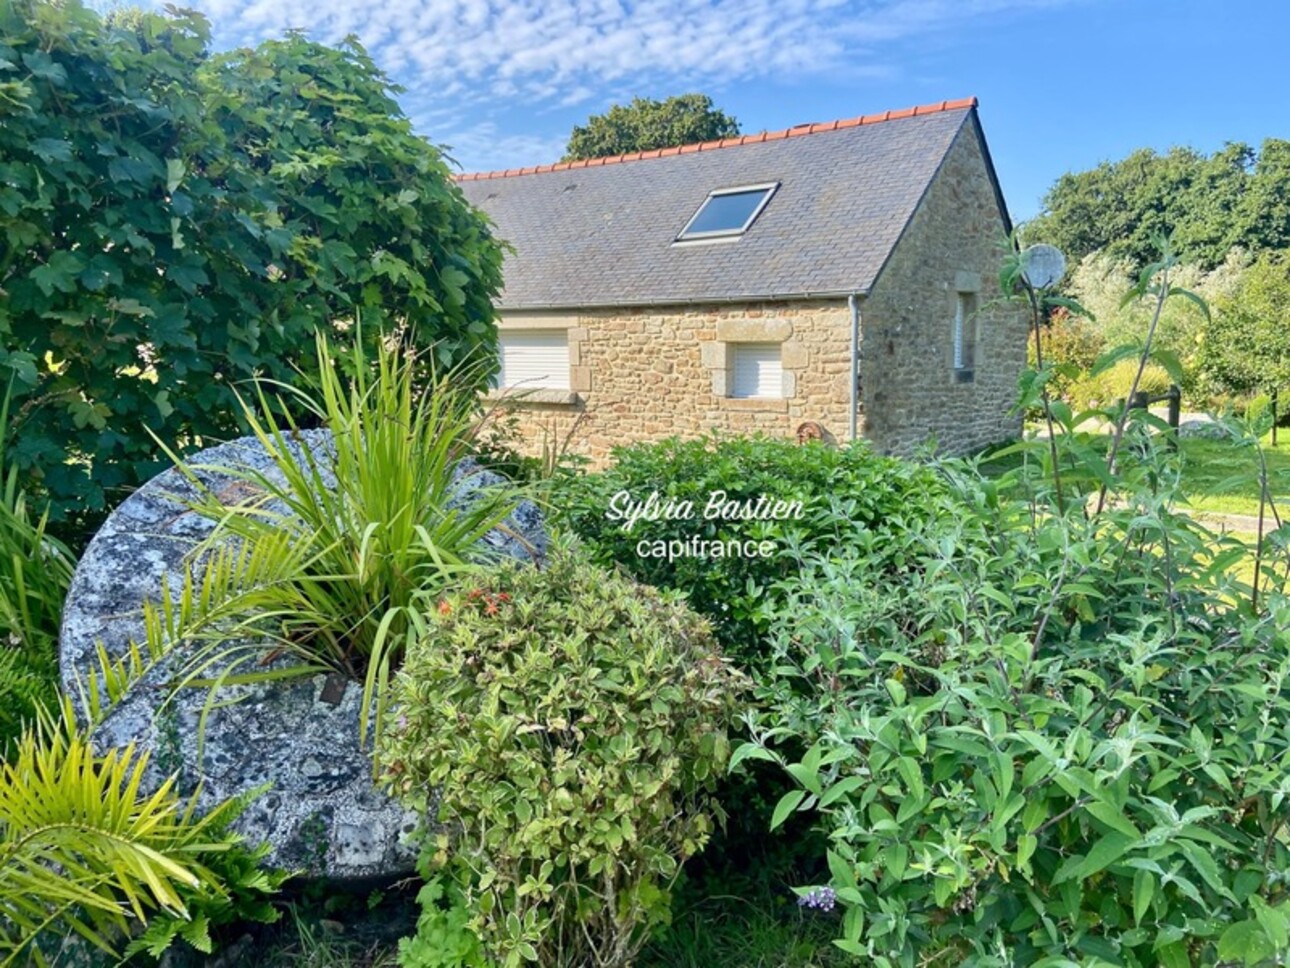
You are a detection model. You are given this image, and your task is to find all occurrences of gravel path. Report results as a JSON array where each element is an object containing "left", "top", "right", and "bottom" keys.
[{"left": 1190, "top": 509, "right": 1284, "bottom": 535}]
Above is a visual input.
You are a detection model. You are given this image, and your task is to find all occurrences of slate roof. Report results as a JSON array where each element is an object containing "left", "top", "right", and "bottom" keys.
[{"left": 455, "top": 98, "right": 998, "bottom": 311}]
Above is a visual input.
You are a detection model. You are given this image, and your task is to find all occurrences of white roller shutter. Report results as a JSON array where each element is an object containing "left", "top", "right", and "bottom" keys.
[
  {"left": 497, "top": 330, "right": 569, "bottom": 390},
  {"left": 730, "top": 343, "right": 783, "bottom": 398}
]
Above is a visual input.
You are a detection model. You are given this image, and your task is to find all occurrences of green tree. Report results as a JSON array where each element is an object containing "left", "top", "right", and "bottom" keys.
[
  {"left": 1242, "top": 139, "right": 1290, "bottom": 253},
  {"left": 0, "top": 0, "right": 503, "bottom": 533},
  {"left": 563, "top": 93, "right": 739, "bottom": 161},
  {"left": 1026, "top": 140, "right": 1290, "bottom": 271},
  {"left": 1199, "top": 250, "right": 1290, "bottom": 403},
  {"left": 1062, "top": 248, "right": 1243, "bottom": 400}
]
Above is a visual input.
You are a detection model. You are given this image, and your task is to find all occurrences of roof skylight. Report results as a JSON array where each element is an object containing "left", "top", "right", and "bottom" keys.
[{"left": 676, "top": 183, "right": 778, "bottom": 241}]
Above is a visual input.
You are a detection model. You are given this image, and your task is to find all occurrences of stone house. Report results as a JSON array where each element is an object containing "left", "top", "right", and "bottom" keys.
[{"left": 456, "top": 96, "right": 1025, "bottom": 462}]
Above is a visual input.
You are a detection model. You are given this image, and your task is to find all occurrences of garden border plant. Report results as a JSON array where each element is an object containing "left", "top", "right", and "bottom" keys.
[
  {"left": 101, "top": 327, "right": 530, "bottom": 749},
  {"left": 736, "top": 238, "right": 1290, "bottom": 965},
  {"left": 0, "top": 701, "right": 285, "bottom": 967},
  {"left": 377, "top": 542, "right": 746, "bottom": 968},
  {"left": 0, "top": 385, "right": 75, "bottom": 757}
]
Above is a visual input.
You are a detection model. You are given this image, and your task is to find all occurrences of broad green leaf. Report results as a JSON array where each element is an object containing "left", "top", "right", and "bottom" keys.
[
  {"left": 166, "top": 157, "right": 186, "bottom": 193},
  {"left": 1016, "top": 834, "right": 1037, "bottom": 870},
  {"left": 1168, "top": 285, "right": 1210, "bottom": 321},
  {"left": 894, "top": 757, "right": 924, "bottom": 801},
  {"left": 1150, "top": 346, "right": 1185, "bottom": 385},
  {"left": 1085, "top": 800, "right": 1140, "bottom": 838},
  {"left": 1090, "top": 343, "right": 1142, "bottom": 377},
  {"left": 770, "top": 790, "right": 806, "bottom": 831},
  {"left": 1133, "top": 868, "right": 1154, "bottom": 925},
  {"left": 786, "top": 762, "right": 823, "bottom": 797},
  {"left": 1052, "top": 832, "right": 1135, "bottom": 885},
  {"left": 819, "top": 775, "right": 866, "bottom": 808},
  {"left": 827, "top": 848, "right": 856, "bottom": 888},
  {"left": 727, "top": 743, "right": 778, "bottom": 772},
  {"left": 1218, "top": 920, "right": 1274, "bottom": 965},
  {"left": 1251, "top": 896, "right": 1289, "bottom": 949}
]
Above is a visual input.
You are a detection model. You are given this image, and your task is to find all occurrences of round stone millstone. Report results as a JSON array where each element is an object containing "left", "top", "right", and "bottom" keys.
[{"left": 59, "top": 429, "right": 547, "bottom": 880}]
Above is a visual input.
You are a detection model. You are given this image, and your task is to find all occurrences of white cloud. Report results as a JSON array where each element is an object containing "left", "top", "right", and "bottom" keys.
[
  {"left": 135, "top": 0, "right": 1075, "bottom": 100},
  {"left": 124, "top": 0, "right": 1081, "bottom": 169},
  {"left": 426, "top": 120, "right": 571, "bottom": 173}
]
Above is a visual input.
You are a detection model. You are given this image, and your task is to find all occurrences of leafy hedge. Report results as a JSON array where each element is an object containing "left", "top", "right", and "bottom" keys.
[
  {"left": 742, "top": 426, "right": 1290, "bottom": 964},
  {"left": 555, "top": 435, "right": 941, "bottom": 669},
  {"left": 1067, "top": 358, "right": 1174, "bottom": 412},
  {"left": 379, "top": 545, "right": 745, "bottom": 968},
  {"left": 0, "top": 0, "right": 502, "bottom": 528}
]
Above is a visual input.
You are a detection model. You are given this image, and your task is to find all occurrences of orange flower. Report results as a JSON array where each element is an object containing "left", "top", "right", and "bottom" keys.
[{"left": 438, "top": 599, "right": 452, "bottom": 616}]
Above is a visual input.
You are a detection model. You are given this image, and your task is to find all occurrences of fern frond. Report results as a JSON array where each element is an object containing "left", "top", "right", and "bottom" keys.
[{"left": 0, "top": 703, "right": 259, "bottom": 966}]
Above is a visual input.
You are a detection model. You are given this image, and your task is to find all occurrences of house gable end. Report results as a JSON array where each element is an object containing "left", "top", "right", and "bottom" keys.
[{"left": 859, "top": 107, "right": 1027, "bottom": 456}]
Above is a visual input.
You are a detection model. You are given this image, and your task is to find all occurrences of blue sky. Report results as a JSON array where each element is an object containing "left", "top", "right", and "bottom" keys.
[{"left": 130, "top": 0, "right": 1288, "bottom": 223}]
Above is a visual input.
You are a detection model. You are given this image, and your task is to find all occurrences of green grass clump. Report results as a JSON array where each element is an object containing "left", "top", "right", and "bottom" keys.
[{"left": 1175, "top": 436, "right": 1290, "bottom": 517}]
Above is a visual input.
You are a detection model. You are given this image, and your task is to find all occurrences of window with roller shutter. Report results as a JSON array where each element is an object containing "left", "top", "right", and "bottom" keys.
[
  {"left": 496, "top": 330, "right": 570, "bottom": 390},
  {"left": 730, "top": 343, "right": 783, "bottom": 399}
]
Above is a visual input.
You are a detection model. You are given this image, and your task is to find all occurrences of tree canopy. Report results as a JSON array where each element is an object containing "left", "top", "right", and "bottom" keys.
[
  {"left": 1026, "top": 140, "right": 1290, "bottom": 271},
  {"left": 0, "top": 0, "right": 502, "bottom": 529},
  {"left": 563, "top": 93, "right": 739, "bottom": 161},
  {"left": 1199, "top": 251, "right": 1290, "bottom": 398}
]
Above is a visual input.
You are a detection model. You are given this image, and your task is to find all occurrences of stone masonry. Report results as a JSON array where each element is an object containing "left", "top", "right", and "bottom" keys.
[
  {"left": 491, "top": 120, "right": 1024, "bottom": 465},
  {"left": 859, "top": 119, "right": 1027, "bottom": 455},
  {"left": 490, "top": 301, "right": 854, "bottom": 464}
]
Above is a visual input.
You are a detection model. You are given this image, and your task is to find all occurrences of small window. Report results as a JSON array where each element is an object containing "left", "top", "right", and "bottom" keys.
[
  {"left": 677, "top": 183, "right": 778, "bottom": 241},
  {"left": 730, "top": 343, "right": 783, "bottom": 398},
  {"left": 952, "top": 293, "right": 977, "bottom": 383},
  {"left": 496, "top": 329, "right": 569, "bottom": 391}
]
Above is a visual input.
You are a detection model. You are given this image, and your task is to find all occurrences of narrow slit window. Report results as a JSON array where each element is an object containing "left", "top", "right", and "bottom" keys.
[
  {"left": 677, "top": 183, "right": 778, "bottom": 241},
  {"left": 730, "top": 343, "right": 784, "bottom": 398},
  {"left": 952, "top": 292, "right": 977, "bottom": 383}
]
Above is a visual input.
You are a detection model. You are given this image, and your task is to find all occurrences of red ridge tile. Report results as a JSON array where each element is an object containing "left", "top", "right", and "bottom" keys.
[{"left": 451, "top": 97, "right": 979, "bottom": 181}]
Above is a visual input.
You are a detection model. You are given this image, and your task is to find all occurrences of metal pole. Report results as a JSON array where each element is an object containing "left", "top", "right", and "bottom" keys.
[
  {"left": 1168, "top": 384, "right": 1181, "bottom": 453},
  {"left": 848, "top": 294, "right": 860, "bottom": 441}
]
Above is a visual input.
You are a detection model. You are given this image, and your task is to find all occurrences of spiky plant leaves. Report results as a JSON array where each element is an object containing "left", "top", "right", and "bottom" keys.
[
  {"left": 0, "top": 701, "right": 275, "bottom": 966},
  {"left": 0, "top": 384, "right": 76, "bottom": 758},
  {"left": 136, "top": 327, "right": 526, "bottom": 749}
]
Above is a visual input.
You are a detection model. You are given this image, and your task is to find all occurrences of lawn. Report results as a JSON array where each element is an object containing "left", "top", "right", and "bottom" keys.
[
  {"left": 1175, "top": 436, "right": 1290, "bottom": 518},
  {"left": 978, "top": 432, "right": 1290, "bottom": 520}
]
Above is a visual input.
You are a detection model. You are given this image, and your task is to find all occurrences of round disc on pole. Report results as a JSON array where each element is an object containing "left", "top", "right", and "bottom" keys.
[{"left": 1021, "top": 244, "right": 1067, "bottom": 289}]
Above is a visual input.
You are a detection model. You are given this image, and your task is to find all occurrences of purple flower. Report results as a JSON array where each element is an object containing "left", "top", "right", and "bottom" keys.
[{"left": 796, "top": 886, "right": 837, "bottom": 912}]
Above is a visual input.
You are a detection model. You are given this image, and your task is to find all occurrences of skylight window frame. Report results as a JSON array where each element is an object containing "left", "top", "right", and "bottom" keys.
[{"left": 675, "top": 182, "right": 780, "bottom": 242}]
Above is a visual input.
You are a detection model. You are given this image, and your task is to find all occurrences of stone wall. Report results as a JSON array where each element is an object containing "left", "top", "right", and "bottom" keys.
[
  {"left": 491, "top": 301, "right": 855, "bottom": 467},
  {"left": 858, "top": 118, "right": 1028, "bottom": 455}
]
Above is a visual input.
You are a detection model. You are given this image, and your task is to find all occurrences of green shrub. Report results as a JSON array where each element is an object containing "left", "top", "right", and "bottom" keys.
[
  {"left": 0, "top": 0, "right": 502, "bottom": 529},
  {"left": 741, "top": 462, "right": 1290, "bottom": 965},
  {"left": 555, "top": 435, "right": 941, "bottom": 670},
  {"left": 1027, "top": 306, "right": 1104, "bottom": 405},
  {"left": 0, "top": 393, "right": 76, "bottom": 759},
  {"left": 0, "top": 703, "right": 283, "bottom": 966},
  {"left": 1067, "top": 358, "right": 1173, "bottom": 411},
  {"left": 377, "top": 544, "right": 746, "bottom": 968},
  {"left": 396, "top": 859, "right": 490, "bottom": 968}
]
